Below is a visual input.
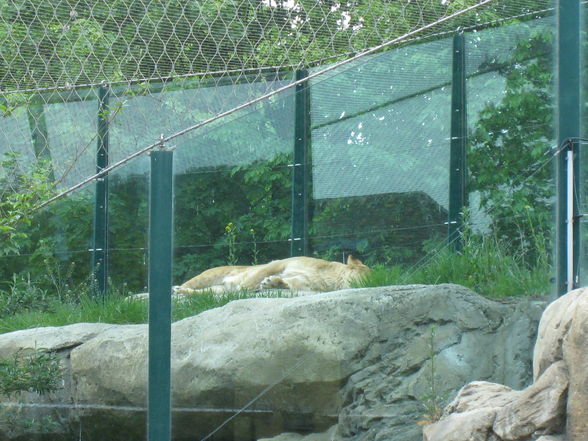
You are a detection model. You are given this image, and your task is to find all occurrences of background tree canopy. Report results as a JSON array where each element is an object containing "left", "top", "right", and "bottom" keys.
[{"left": 468, "top": 28, "right": 554, "bottom": 266}]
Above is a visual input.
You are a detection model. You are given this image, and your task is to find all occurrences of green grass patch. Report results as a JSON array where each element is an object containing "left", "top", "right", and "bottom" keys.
[
  {"left": 0, "top": 290, "right": 291, "bottom": 335},
  {"left": 0, "top": 230, "right": 552, "bottom": 334},
  {"left": 356, "top": 235, "right": 552, "bottom": 298}
]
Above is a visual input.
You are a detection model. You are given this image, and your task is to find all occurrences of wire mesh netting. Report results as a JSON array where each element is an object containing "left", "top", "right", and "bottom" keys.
[
  {"left": 0, "top": 1, "right": 567, "bottom": 440},
  {"left": 0, "top": 0, "right": 550, "bottom": 92},
  {"left": 0, "top": 0, "right": 551, "bottom": 199}
]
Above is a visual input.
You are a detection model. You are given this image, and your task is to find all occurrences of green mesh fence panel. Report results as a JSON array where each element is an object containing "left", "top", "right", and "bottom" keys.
[
  {"left": 308, "top": 39, "right": 453, "bottom": 265},
  {"left": 0, "top": 0, "right": 552, "bottom": 204},
  {"left": 466, "top": 15, "right": 555, "bottom": 273},
  {"left": 0, "top": 0, "right": 556, "bottom": 289},
  {"left": 170, "top": 84, "right": 297, "bottom": 286}
]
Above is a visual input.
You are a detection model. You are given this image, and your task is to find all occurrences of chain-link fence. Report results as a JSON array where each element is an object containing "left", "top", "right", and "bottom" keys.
[{"left": 0, "top": 0, "right": 547, "bottom": 91}]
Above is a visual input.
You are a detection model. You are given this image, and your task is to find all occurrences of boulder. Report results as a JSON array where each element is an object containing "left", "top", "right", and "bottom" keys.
[
  {"left": 422, "top": 408, "right": 501, "bottom": 441},
  {"left": 493, "top": 361, "right": 567, "bottom": 440},
  {"left": 425, "top": 286, "right": 588, "bottom": 441},
  {"left": 533, "top": 289, "right": 583, "bottom": 380},
  {"left": 423, "top": 361, "right": 568, "bottom": 441},
  {"left": 0, "top": 284, "right": 545, "bottom": 441},
  {"left": 562, "top": 290, "right": 588, "bottom": 440}
]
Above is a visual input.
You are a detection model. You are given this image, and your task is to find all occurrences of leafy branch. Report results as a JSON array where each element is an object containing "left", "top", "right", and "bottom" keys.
[{"left": 0, "top": 153, "right": 55, "bottom": 256}]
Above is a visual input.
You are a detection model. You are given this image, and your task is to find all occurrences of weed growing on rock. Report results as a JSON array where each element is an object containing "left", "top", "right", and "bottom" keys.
[
  {"left": 417, "top": 325, "right": 448, "bottom": 426},
  {"left": 225, "top": 222, "right": 238, "bottom": 265},
  {"left": 0, "top": 349, "right": 61, "bottom": 397}
]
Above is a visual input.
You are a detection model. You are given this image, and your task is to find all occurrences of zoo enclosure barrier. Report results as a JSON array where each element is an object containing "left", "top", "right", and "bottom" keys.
[
  {"left": 7, "top": 19, "right": 562, "bottom": 299},
  {"left": 0, "top": 2, "right": 584, "bottom": 440}
]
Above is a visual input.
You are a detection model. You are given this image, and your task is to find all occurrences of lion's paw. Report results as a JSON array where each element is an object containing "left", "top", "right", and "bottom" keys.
[{"left": 260, "top": 275, "right": 289, "bottom": 290}]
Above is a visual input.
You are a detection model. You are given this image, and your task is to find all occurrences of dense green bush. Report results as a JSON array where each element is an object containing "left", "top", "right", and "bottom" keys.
[
  {"left": 0, "top": 349, "right": 62, "bottom": 397},
  {"left": 0, "top": 348, "right": 63, "bottom": 437}
]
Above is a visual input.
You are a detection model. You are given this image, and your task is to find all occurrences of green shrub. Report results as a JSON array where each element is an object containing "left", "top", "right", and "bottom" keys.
[
  {"left": 0, "top": 349, "right": 61, "bottom": 397},
  {"left": 0, "top": 274, "right": 52, "bottom": 319}
]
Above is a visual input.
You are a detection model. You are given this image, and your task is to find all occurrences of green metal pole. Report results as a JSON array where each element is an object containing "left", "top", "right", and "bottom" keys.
[
  {"left": 448, "top": 32, "right": 467, "bottom": 251},
  {"left": 291, "top": 69, "right": 311, "bottom": 256},
  {"left": 92, "top": 87, "right": 110, "bottom": 297},
  {"left": 148, "top": 146, "right": 173, "bottom": 441},
  {"left": 556, "top": 0, "right": 581, "bottom": 295}
]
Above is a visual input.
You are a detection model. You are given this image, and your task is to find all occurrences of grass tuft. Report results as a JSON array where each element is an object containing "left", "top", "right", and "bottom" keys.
[
  {"left": 356, "top": 234, "right": 551, "bottom": 298},
  {"left": 0, "top": 229, "right": 552, "bottom": 335}
]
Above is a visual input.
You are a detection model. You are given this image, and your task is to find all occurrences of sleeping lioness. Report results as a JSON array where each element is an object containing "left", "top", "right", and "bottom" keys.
[{"left": 175, "top": 255, "right": 370, "bottom": 294}]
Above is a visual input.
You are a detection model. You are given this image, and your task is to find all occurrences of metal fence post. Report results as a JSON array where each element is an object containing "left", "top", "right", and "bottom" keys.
[
  {"left": 556, "top": 0, "right": 581, "bottom": 295},
  {"left": 448, "top": 32, "right": 467, "bottom": 250},
  {"left": 148, "top": 142, "right": 173, "bottom": 441},
  {"left": 92, "top": 87, "right": 110, "bottom": 297},
  {"left": 291, "top": 69, "right": 311, "bottom": 256}
]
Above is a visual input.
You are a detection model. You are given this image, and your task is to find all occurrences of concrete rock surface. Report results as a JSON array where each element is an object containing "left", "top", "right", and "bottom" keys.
[
  {"left": 258, "top": 425, "right": 338, "bottom": 441},
  {"left": 425, "top": 287, "right": 588, "bottom": 441},
  {"left": 0, "top": 284, "right": 545, "bottom": 441},
  {"left": 562, "top": 290, "right": 588, "bottom": 440},
  {"left": 423, "top": 361, "right": 567, "bottom": 441}
]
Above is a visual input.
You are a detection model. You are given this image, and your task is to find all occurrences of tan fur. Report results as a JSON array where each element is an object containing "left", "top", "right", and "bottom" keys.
[{"left": 175, "top": 255, "right": 370, "bottom": 294}]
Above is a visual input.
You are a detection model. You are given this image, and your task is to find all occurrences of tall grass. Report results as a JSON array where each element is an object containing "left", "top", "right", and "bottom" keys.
[{"left": 356, "top": 232, "right": 552, "bottom": 298}]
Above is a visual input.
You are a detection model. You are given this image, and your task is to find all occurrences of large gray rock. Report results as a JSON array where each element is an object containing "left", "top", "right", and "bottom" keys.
[
  {"left": 425, "top": 286, "right": 588, "bottom": 441},
  {"left": 562, "top": 290, "right": 588, "bottom": 440},
  {"left": 423, "top": 361, "right": 567, "bottom": 441},
  {"left": 0, "top": 284, "right": 545, "bottom": 441}
]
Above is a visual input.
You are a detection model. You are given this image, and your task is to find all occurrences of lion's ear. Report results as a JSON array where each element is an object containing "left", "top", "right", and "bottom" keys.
[{"left": 347, "top": 255, "right": 363, "bottom": 266}]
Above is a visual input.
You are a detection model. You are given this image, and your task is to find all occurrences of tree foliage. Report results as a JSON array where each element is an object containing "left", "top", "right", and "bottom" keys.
[
  {"left": 0, "top": 153, "right": 55, "bottom": 256},
  {"left": 468, "top": 28, "right": 554, "bottom": 264}
]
